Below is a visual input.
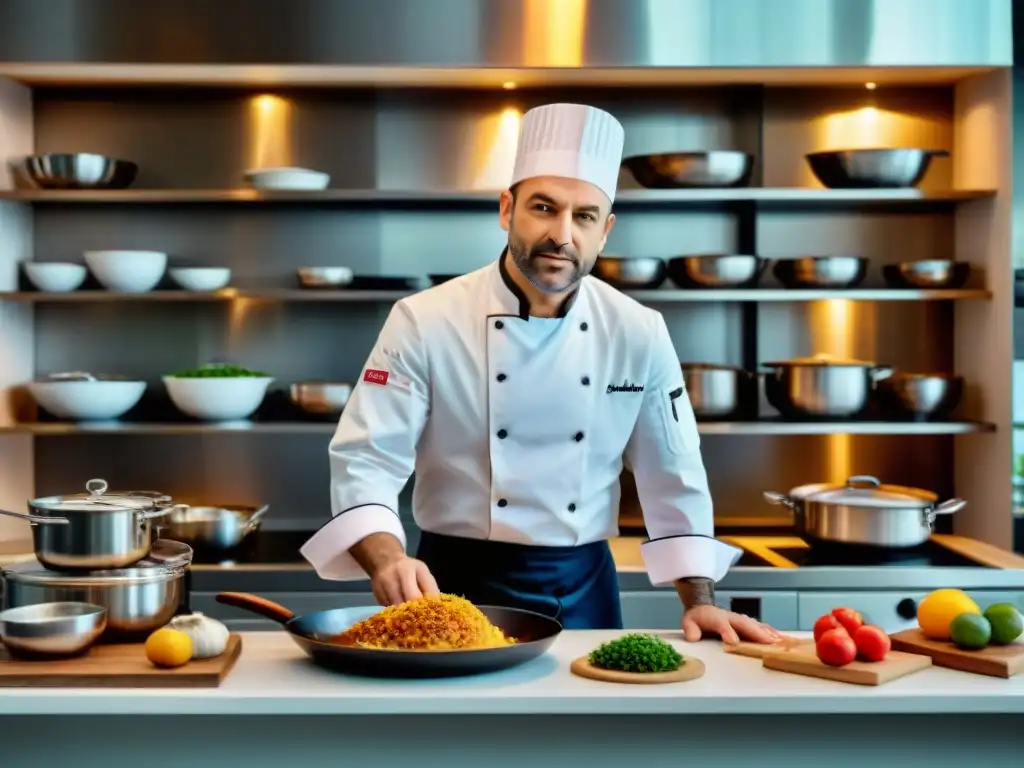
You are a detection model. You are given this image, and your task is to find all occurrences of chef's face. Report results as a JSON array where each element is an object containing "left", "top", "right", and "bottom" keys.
[{"left": 499, "top": 176, "right": 615, "bottom": 294}]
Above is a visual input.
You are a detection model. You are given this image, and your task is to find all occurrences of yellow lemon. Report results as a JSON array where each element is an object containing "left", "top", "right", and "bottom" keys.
[
  {"left": 145, "top": 627, "right": 193, "bottom": 668},
  {"left": 917, "top": 589, "right": 981, "bottom": 640}
]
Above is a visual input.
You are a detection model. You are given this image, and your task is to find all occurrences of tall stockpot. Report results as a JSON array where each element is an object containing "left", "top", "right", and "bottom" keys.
[
  {"left": 0, "top": 478, "right": 187, "bottom": 570},
  {"left": 764, "top": 475, "right": 965, "bottom": 548}
]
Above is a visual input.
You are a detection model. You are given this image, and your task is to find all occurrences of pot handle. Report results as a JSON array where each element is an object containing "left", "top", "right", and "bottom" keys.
[
  {"left": 0, "top": 508, "right": 69, "bottom": 525},
  {"left": 140, "top": 503, "right": 188, "bottom": 520},
  {"left": 870, "top": 366, "right": 894, "bottom": 382},
  {"left": 763, "top": 491, "right": 795, "bottom": 509},
  {"left": 925, "top": 498, "right": 967, "bottom": 526},
  {"left": 244, "top": 504, "right": 270, "bottom": 532}
]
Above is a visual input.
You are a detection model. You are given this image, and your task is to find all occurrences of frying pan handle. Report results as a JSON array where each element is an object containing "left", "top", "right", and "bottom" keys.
[{"left": 215, "top": 592, "right": 296, "bottom": 624}]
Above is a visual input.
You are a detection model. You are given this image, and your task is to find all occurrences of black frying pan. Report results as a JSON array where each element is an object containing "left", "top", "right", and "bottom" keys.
[{"left": 215, "top": 592, "right": 562, "bottom": 678}]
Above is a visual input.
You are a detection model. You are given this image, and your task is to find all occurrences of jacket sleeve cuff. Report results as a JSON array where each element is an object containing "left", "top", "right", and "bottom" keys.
[
  {"left": 640, "top": 535, "right": 743, "bottom": 586},
  {"left": 299, "top": 505, "right": 407, "bottom": 581}
]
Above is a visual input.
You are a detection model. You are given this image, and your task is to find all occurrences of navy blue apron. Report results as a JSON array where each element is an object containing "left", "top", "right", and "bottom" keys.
[{"left": 416, "top": 531, "right": 624, "bottom": 630}]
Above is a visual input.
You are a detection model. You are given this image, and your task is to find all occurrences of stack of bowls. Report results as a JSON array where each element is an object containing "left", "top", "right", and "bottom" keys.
[{"left": 0, "top": 478, "right": 194, "bottom": 649}]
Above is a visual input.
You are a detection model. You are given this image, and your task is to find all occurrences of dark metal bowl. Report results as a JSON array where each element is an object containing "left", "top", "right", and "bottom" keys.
[
  {"left": 882, "top": 261, "right": 970, "bottom": 289},
  {"left": 667, "top": 255, "right": 767, "bottom": 289},
  {"left": 622, "top": 151, "right": 754, "bottom": 189},
  {"left": 773, "top": 256, "right": 868, "bottom": 289},
  {"left": 19, "top": 153, "right": 139, "bottom": 190},
  {"left": 806, "top": 149, "right": 948, "bottom": 189},
  {"left": 875, "top": 372, "right": 964, "bottom": 419},
  {"left": 591, "top": 256, "right": 666, "bottom": 289}
]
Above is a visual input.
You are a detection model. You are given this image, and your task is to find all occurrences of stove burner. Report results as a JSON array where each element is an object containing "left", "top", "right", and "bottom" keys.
[
  {"left": 187, "top": 530, "right": 310, "bottom": 565},
  {"left": 775, "top": 539, "right": 988, "bottom": 568}
]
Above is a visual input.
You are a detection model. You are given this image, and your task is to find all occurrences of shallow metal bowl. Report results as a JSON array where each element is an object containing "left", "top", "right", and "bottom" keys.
[
  {"left": 20, "top": 153, "right": 138, "bottom": 190},
  {"left": 157, "top": 504, "right": 268, "bottom": 549},
  {"left": 773, "top": 256, "right": 868, "bottom": 289},
  {"left": 290, "top": 381, "right": 353, "bottom": 414},
  {"left": 0, "top": 601, "right": 107, "bottom": 659},
  {"left": 882, "top": 260, "right": 970, "bottom": 289},
  {"left": 876, "top": 372, "right": 964, "bottom": 419},
  {"left": 806, "top": 149, "right": 948, "bottom": 189},
  {"left": 591, "top": 256, "right": 666, "bottom": 289},
  {"left": 622, "top": 151, "right": 753, "bottom": 189},
  {"left": 667, "top": 254, "right": 766, "bottom": 289},
  {"left": 297, "top": 267, "right": 354, "bottom": 289}
]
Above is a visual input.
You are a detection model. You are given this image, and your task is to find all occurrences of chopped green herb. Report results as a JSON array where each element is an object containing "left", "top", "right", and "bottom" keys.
[
  {"left": 168, "top": 363, "right": 269, "bottom": 378},
  {"left": 587, "top": 633, "right": 684, "bottom": 673}
]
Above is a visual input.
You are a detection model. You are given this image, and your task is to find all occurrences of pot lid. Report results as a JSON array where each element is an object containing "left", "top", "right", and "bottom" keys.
[
  {"left": 31, "top": 478, "right": 171, "bottom": 512},
  {"left": 763, "top": 353, "right": 875, "bottom": 367},
  {"left": 1, "top": 557, "right": 185, "bottom": 587},
  {"left": 803, "top": 475, "right": 936, "bottom": 508}
]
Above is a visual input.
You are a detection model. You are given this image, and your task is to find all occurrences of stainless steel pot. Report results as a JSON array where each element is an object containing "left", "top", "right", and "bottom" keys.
[
  {"left": 156, "top": 504, "right": 268, "bottom": 549},
  {"left": 1, "top": 540, "right": 192, "bottom": 641},
  {"left": 7, "top": 478, "right": 187, "bottom": 571},
  {"left": 764, "top": 475, "right": 966, "bottom": 548},
  {"left": 680, "top": 363, "right": 753, "bottom": 419},
  {"left": 762, "top": 356, "right": 892, "bottom": 418}
]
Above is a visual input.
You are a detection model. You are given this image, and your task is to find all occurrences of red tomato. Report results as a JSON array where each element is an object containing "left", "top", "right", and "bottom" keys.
[
  {"left": 816, "top": 629, "right": 857, "bottom": 667},
  {"left": 813, "top": 614, "right": 844, "bottom": 641},
  {"left": 852, "top": 625, "right": 891, "bottom": 663},
  {"left": 831, "top": 607, "right": 865, "bottom": 634}
]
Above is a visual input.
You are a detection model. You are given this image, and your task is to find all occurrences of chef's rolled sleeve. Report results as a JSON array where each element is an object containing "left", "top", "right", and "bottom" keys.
[
  {"left": 300, "top": 300, "right": 430, "bottom": 580},
  {"left": 624, "top": 313, "right": 742, "bottom": 586}
]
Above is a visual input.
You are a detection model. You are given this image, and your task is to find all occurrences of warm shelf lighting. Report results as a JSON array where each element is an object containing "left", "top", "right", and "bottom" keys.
[
  {"left": 502, "top": 81, "right": 517, "bottom": 90},
  {"left": 865, "top": 82, "right": 877, "bottom": 90}
]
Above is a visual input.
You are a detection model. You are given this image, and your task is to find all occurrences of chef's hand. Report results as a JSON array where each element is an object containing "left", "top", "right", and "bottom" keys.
[
  {"left": 371, "top": 554, "right": 440, "bottom": 607},
  {"left": 682, "top": 604, "right": 781, "bottom": 645}
]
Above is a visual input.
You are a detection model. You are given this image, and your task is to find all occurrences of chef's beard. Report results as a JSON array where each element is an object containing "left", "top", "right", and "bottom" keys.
[{"left": 507, "top": 234, "right": 589, "bottom": 294}]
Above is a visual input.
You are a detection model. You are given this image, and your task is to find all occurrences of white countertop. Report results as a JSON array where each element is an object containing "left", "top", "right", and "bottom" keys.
[{"left": 2, "top": 630, "right": 1023, "bottom": 716}]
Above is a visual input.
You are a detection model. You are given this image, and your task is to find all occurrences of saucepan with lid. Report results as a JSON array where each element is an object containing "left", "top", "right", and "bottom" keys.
[
  {"left": 2, "top": 478, "right": 188, "bottom": 571},
  {"left": 763, "top": 475, "right": 966, "bottom": 548}
]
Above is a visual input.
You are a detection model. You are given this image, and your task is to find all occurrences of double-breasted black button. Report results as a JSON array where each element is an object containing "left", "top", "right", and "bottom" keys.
[
  {"left": 496, "top": 373, "right": 507, "bottom": 382},
  {"left": 494, "top": 320, "right": 504, "bottom": 330},
  {"left": 574, "top": 431, "right": 584, "bottom": 442},
  {"left": 497, "top": 498, "right": 508, "bottom": 508},
  {"left": 497, "top": 429, "right": 508, "bottom": 439},
  {"left": 579, "top": 322, "right": 588, "bottom": 331},
  {"left": 568, "top": 503, "right": 577, "bottom": 512},
  {"left": 581, "top": 376, "right": 590, "bottom": 386}
]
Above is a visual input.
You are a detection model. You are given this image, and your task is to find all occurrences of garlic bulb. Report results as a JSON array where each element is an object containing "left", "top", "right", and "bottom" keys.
[{"left": 168, "top": 612, "right": 230, "bottom": 658}]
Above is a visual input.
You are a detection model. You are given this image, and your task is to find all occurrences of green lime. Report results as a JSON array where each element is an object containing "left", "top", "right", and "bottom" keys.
[
  {"left": 983, "top": 603, "right": 1024, "bottom": 645},
  {"left": 949, "top": 612, "right": 992, "bottom": 650}
]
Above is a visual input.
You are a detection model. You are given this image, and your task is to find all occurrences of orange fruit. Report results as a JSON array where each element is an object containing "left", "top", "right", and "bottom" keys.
[
  {"left": 145, "top": 627, "right": 193, "bottom": 668},
  {"left": 917, "top": 589, "right": 981, "bottom": 640}
]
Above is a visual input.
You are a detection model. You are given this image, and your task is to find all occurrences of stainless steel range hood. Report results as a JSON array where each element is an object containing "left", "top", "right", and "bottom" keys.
[{"left": 0, "top": 0, "right": 1010, "bottom": 70}]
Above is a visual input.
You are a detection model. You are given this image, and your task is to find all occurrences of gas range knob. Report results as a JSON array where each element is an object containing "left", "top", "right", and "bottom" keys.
[{"left": 896, "top": 598, "right": 918, "bottom": 620}]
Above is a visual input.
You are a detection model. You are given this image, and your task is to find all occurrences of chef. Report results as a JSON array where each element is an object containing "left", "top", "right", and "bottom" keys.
[{"left": 301, "top": 103, "right": 778, "bottom": 644}]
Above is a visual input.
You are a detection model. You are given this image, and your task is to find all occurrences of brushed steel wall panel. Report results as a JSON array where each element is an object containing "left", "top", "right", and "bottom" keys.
[{"left": 0, "top": 0, "right": 1010, "bottom": 67}]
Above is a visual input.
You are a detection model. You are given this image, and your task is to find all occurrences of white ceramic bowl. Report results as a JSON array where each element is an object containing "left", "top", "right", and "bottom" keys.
[
  {"left": 163, "top": 376, "right": 274, "bottom": 421},
  {"left": 22, "top": 262, "right": 87, "bottom": 293},
  {"left": 27, "top": 379, "right": 146, "bottom": 421},
  {"left": 84, "top": 250, "right": 167, "bottom": 293},
  {"left": 244, "top": 167, "right": 330, "bottom": 191},
  {"left": 169, "top": 267, "right": 232, "bottom": 292}
]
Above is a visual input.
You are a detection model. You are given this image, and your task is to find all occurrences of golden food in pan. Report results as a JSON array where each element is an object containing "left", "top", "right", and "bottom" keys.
[{"left": 331, "top": 594, "right": 518, "bottom": 651}]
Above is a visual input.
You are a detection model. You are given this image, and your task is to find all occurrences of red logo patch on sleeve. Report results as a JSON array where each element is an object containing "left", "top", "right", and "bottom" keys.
[{"left": 363, "top": 369, "right": 389, "bottom": 385}]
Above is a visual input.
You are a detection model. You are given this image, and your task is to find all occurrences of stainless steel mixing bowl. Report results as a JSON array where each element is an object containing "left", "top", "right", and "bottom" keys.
[
  {"left": 622, "top": 151, "right": 754, "bottom": 189},
  {"left": 806, "top": 149, "right": 948, "bottom": 189},
  {"left": 20, "top": 153, "right": 139, "bottom": 189},
  {"left": 0, "top": 601, "right": 107, "bottom": 659}
]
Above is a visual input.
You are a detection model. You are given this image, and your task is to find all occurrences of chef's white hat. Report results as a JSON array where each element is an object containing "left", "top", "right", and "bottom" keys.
[{"left": 510, "top": 103, "right": 625, "bottom": 204}]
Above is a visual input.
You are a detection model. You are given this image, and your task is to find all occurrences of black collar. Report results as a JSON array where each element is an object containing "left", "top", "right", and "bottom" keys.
[{"left": 497, "top": 248, "right": 579, "bottom": 320}]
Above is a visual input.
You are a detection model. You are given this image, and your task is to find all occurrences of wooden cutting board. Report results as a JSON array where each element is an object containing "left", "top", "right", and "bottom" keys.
[
  {"left": 0, "top": 634, "right": 242, "bottom": 687},
  {"left": 762, "top": 646, "right": 932, "bottom": 686},
  {"left": 724, "top": 638, "right": 813, "bottom": 659},
  {"left": 570, "top": 655, "right": 706, "bottom": 685},
  {"left": 889, "top": 629, "right": 1024, "bottom": 678}
]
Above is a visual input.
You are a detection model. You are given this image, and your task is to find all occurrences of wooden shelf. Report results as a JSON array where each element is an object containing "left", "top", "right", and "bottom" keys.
[
  {"left": 0, "top": 188, "right": 996, "bottom": 206},
  {"left": 0, "top": 420, "right": 996, "bottom": 437},
  {"left": 0, "top": 288, "right": 993, "bottom": 304}
]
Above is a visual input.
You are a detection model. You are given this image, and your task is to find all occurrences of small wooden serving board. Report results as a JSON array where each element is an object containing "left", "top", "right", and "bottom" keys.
[
  {"left": 723, "top": 638, "right": 813, "bottom": 659},
  {"left": 570, "top": 655, "right": 706, "bottom": 685},
  {"left": 762, "top": 646, "right": 932, "bottom": 686},
  {"left": 889, "top": 629, "right": 1024, "bottom": 679},
  {"left": 0, "top": 633, "right": 242, "bottom": 688}
]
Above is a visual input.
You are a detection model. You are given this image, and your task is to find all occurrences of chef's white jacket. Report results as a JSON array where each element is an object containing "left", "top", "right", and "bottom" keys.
[{"left": 300, "top": 254, "right": 743, "bottom": 586}]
